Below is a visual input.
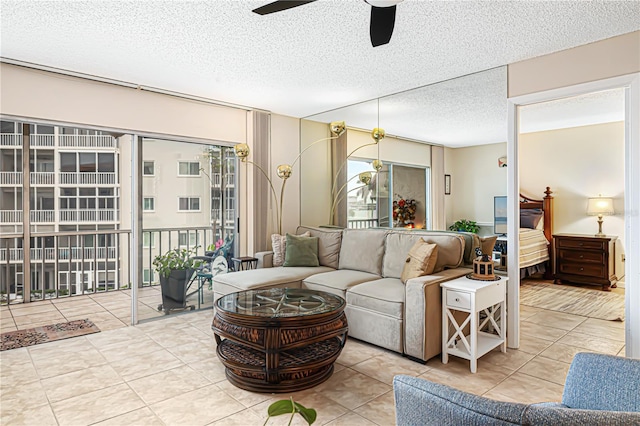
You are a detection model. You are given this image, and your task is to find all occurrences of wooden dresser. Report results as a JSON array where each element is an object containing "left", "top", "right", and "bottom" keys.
[{"left": 553, "top": 233, "right": 617, "bottom": 291}]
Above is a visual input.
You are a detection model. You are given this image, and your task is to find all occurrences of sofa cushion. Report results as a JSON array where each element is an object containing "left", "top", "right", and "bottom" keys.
[
  {"left": 297, "top": 226, "right": 343, "bottom": 269},
  {"left": 383, "top": 231, "right": 465, "bottom": 278},
  {"left": 303, "top": 269, "right": 380, "bottom": 299},
  {"left": 271, "top": 231, "right": 310, "bottom": 267},
  {"left": 283, "top": 233, "right": 319, "bottom": 267},
  {"left": 400, "top": 240, "right": 438, "bottom": 284},
  {"left": 339, "top": 228, "right": 388, "bottom": 275},
  {"left": 346, "top": 278, "right": 405, "bottom": 318},
  {"left": 213, "top": 265, "right": 334, "bottom": 294}
]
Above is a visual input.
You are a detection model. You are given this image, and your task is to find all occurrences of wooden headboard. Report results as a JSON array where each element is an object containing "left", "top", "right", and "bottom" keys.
[{"left": 519, "top": 186, "right": 554, "bottom": 243}]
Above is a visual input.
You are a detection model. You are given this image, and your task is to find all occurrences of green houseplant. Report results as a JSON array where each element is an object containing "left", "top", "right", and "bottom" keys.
[
  {"left": 264, "top": 398, "right": 316, "bottom": 426},
  {"left": 449, "top": 219, "right": 480, "bottom": 234},
  {"left": 153, "top": 246, "right": 203, "bottom": 314}
]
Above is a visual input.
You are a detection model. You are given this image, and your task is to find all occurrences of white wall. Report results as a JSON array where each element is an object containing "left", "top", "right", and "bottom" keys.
[
  {"left": 300, "top": 120, "right": 332, "bottom": 227},
  {"left": 509, "top": 31, "right": 640, "bottom": 98},
  {"left": 520, "top": 121, "right": 625, "bottom": 278},
  {"left": 270, "top": 114, "right": 301, "bottom": 236},
  {"left": 0, "top": 63, "right": 247, "bottom": 144},
  {"left": 346, "top": 128, "right": 431, "bottom": 165},
  {"left": 445, "top": 142, "right": 508, "bottom": 234}
]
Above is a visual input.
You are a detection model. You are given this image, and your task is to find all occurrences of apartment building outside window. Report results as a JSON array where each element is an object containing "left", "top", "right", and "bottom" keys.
[
  {"left": 2, "top": 120, "right": 238, "bottom": 305},
  {"left": 143, "top": 232, "right": 154, "bottom": 248},
  {"left": 143, "top": 197, "right": 155, "bottom": 211},
  {"left": 178, "top": 231, "right": 198, "bottom": 247},
  {"left": 178, "top": 197, "right": 200, "bottom": 211},
  {"left": 143, "top": 161, "right": 154, "bottom": 176},
  {"left": 178, "top": 161, "right": 200, "bottom": 176}
]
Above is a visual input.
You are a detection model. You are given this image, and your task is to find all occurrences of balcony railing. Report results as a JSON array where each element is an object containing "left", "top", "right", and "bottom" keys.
[
  {"left": 31, "top": 172, "right": 55, "bottom": 185},
  {"left": 58, "top": 135, "right": 116, "bottom": 148},
  {"left": 0, "top": 133, "right": 115, "bottom": 148},
  {"left": 59, "top": 209, "right": 117, "bottom": 222},
  {"left": 348, "top": 218, "right": 379, "bottom": 229},
  {"left": 59, "top": 172, "right": 117, "bottom": 185},
  {"left": 209, "top": 172, "right": 236, "bottom": 187},
  {"left": 0, "top": 134, "right": 21, "bottom": 147},
  {"left": 31, "top": 210, "right": 55, "bottom": 223},
  {"left": 0, "top": 171, "right": 22, "bottom": 185},
  {"left": 31, "top": 134, "right": 55, "bottom": 147},
  {"left": 0, "top": 210, "right": 23, "bottom": 223},
  {"left": 211, "top": 208, "right": 235, "bottom": 223},
  {"left": 1, "top": 226, "right": 222, "bottom": 304}
]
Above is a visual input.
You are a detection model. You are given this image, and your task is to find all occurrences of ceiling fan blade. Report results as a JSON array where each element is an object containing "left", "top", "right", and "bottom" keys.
[
  {"left": 369, "top": 5, "right": 396, "bottom": 47},
  {"left": 252, "top": 0, "right": 317, "bottom": 15}
]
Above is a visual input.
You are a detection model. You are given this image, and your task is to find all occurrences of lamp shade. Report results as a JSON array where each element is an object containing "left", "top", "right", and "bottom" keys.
[{"left": 587, "top": 197, "right": 614, "bottom": 216}]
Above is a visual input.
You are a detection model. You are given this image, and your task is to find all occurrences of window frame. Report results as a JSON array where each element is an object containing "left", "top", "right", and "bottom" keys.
[
  {"left": 142, "top": 232, "right": 155, "bottom": 248},
  {"left": 177, "top": 197, "right": 201, "bottom": 212},
  {"left": 143, "top": 197, "right": 155, "bottom": 212},
  {"left": 177, "top": 161, "right": 201, "bottom": 177},
  {"left": 143, "top": 161, "right": 155, "bottom": 176}
]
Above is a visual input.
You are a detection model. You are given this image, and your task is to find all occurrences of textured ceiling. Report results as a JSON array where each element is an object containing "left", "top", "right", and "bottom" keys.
[{"left": 0, "top": 0, "right": 638, "bottom": 146}]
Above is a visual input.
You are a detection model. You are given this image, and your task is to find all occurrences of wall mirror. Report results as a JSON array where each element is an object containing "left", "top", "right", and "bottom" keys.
[{"left": 299, "top": 65, "right": 508, "bottom": 229}]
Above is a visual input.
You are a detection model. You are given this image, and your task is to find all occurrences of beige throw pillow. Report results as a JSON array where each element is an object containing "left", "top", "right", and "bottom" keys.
[
  {"left": 479, "top": 236, "right": 498, "bottom": 256},
  {"left": 400, "top": 240, "right": 439, "bottom": 284},
  {"left": 271, "top": 231, "right": 310, "bottom": 267}
]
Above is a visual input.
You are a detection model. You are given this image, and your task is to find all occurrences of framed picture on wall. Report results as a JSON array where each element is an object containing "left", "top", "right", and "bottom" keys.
[{"left": 444, "top": 174, "right": 451, "bottom": 195}]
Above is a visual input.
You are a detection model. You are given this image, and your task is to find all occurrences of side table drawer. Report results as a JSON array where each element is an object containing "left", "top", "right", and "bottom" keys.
[
  {"left": 558, "top": 249, "right": 604, "bottom": 264},
  {"left": 446, "top": 290, "right": 471, "bottom": 310},
  {"left": 558, "top": 262, "right": 605, "bottom": 278},
  {"left": 556, "top": 238, "right": 606, "bottom": 251}
]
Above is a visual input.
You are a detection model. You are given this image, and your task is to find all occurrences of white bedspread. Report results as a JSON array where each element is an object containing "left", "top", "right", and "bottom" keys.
[{"left": 519, "top": 228, "right": 549, "bottom": 268}]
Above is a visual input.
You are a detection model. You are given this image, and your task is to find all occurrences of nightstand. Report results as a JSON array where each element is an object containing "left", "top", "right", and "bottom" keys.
[
  {"left": 441, "top": 276, "right": 507, "bottom": 373},
  {"left": 553, "top": 233, "right": 617, "bottom": 291}
]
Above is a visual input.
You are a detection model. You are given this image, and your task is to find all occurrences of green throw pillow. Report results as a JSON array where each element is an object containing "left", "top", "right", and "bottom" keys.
[{"left": 283, "top": 233, "right": 319, "bottom": 267}]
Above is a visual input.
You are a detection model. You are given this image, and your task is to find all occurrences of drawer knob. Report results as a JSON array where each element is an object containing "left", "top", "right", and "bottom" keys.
[
  {"left": 580, "top": 255, "right": 584, "bottom": 258},
  {"left": 455, "top": 298, "right": 460, "bottom": 302},
  {"left": 580, "top": 267, "right": 584, "bottom": 271}
]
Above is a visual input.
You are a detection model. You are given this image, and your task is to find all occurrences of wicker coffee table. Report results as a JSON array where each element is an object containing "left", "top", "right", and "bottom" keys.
[{"left": 211, "top": 288, "right": 348, "bottom": 393}]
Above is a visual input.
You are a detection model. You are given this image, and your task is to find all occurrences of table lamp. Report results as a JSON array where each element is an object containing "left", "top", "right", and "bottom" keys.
[{"left": 586, "top": 196, "right": 614, "bottom": 237}]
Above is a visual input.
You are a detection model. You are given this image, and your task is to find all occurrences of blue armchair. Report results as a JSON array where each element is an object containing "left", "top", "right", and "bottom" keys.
[{"left": 394, "top": 352, "right": 640, "bottom": 425}]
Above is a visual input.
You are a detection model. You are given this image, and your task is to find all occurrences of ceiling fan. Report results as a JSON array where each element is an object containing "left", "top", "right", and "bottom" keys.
[{"left": 252, "top": 0, "right": 404, "bottom": 47}]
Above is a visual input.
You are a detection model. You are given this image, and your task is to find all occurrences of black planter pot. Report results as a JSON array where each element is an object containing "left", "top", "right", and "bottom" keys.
[{"left": 158, "top": 269, "right": 193, "bottom": 314}]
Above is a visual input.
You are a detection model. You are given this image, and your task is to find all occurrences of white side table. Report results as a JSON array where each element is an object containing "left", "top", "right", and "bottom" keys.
[{"left": 441, "top": 276, "right": 507, "bottom": 373}]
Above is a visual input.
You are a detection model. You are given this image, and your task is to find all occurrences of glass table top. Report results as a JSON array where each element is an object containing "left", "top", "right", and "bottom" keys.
[{"left": 216, "top": 288, "right": 345, "bottom": 318}]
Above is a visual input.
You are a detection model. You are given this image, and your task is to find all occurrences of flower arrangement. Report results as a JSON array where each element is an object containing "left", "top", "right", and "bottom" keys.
[{"left": 393, "top": 197, "right": 417, "bottom": 227}]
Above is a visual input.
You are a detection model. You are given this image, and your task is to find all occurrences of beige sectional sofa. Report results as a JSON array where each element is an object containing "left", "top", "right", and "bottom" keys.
[{"left": 213, "top": 226, "right": 476, "bottom": 363}]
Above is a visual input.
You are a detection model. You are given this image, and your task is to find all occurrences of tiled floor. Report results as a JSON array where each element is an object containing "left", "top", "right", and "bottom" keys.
[{"left": 0, "top": 287, "right": 627, "bottom": 426}]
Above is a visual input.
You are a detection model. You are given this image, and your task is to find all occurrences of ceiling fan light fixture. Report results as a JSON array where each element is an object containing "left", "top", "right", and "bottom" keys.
[{"left": 365, "top": 0, "right": 403, "bottom": 7}]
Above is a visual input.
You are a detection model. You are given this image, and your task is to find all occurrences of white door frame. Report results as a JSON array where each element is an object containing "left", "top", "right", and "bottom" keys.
[{"left": 507, "top": 73, "right": 640, "bottom": 358}]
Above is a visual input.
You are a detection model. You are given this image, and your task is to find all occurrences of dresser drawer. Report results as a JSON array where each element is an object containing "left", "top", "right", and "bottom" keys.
[
  {"left": 558, "top": 262, "right": 605, "bottom": 278},
  {"left": 446, "top": 290, "right": 471, "bottom": 310},
  {"left": 557, "top": 249, "right": 604, "bottom": 264},
  {"left": 556, "top": 238, "right": 606, "bottom": 251}
]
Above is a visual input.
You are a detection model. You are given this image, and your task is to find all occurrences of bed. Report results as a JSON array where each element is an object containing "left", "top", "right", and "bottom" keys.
[{"left": 518, "top": 187, "right": 554, "bottom": 278}]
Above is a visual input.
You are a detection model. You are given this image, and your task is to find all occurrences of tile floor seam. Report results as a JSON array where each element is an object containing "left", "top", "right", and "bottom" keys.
[{"left": 511, "top": 366, "right": 567, "bottom": 390}]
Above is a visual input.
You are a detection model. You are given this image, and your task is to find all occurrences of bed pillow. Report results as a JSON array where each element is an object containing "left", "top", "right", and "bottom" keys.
[
  {"left": 283, "top": 233, "right": 319, "bottom": 267},
  {"left": 479, "top": 235, "right": 498, "bottom": 256},
  {"left": 400, "top": 240, "right": 438, "bottom": 284},
  {"left": 521, "top": 209, "right": 543, "bottom": 229},
  {"left": 271, "top": 231, "right": 310, "bottom": 267}
]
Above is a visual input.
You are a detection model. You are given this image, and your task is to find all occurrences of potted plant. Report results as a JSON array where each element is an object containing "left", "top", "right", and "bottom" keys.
[
  {"left": 449, "top": 219, "right": 480, "bottom": 234},
  {"left": 153, "top": 246, "right": 203, "bottom": 314}
]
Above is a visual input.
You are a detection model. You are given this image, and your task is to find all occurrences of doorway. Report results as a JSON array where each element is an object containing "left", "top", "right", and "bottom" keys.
[{"left": 507, "top": 73, "right": 640, "bottom": 358}]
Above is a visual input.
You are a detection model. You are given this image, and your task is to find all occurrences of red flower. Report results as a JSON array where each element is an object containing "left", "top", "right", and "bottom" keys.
[{"left": 398, "top": 199, "right": 405, "bottom": 207}]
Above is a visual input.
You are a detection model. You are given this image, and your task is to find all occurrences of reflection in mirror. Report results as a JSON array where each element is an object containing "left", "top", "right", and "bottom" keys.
[{"left": 300, "top": 66, "right": 507, "bottom": 230}]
